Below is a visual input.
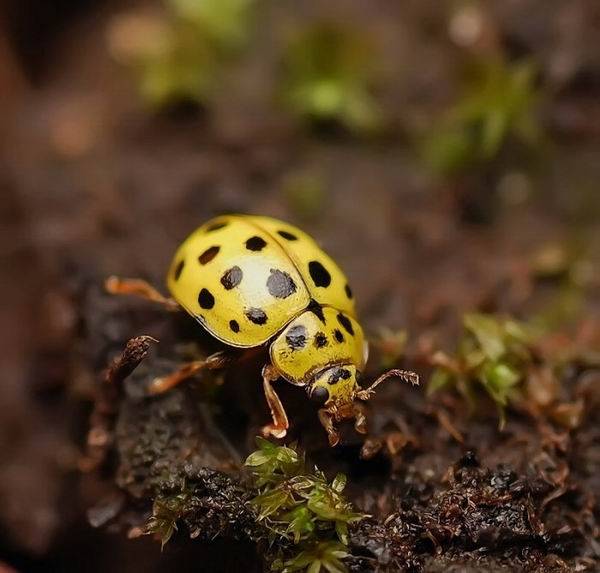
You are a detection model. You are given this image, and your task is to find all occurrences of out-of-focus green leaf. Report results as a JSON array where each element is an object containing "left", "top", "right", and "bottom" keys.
[
  {"left": 464, "top": 313, "right": 506, "bottom": 361},
  {"left": 420, "top": 59, "right": 541, "bottom": 176},
  {"left": 171, "top": 0, "right": 254, "bottom": 48},
  {"left": 481, "top": 362, "right": 521, "bottom": 406},
  {"left": 282, "top": 24, "right": 383, "bottom": 134},
  {"left": 427, "top": 368, "right": 452, "bottom": 396},
  {"left": 427, "top": 313, "right": 536, "bottom": 426},
  {"left": 108, "top": 0, "right": 256, "bottom": 109}
]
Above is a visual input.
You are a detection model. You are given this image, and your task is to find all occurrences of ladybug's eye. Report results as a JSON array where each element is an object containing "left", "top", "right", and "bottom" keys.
[{"left": 310, "top": 386, "right": 329, "bottom": 405}]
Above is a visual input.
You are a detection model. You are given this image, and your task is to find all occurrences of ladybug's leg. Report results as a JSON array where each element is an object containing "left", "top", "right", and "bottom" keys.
[
  {"left": 105, "top": 276, "right": 179, "bottom": 311},
  {"left": 149, "top": 351, "right": 231, "bottom": 394},
  {"left": 318, "top": 409, "right": 340, "bottom": 447},
  {"left": 260, "top": 364, "right": 289, "bottom": 439}
]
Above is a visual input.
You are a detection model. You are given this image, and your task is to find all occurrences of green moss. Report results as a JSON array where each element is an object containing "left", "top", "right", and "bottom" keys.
[
  {"left": 246, "top": 437, "right": 364, "bottom": 572},
  {"left": 281, "top": 541, "right": 349, "bottom": 573},
  {"left": 109, "top": 0, "right": 256, "bottom": 109},
  {"left": 428, "top": 313, "right": 537, "bottom": 427},
  {"left": 145, "top": 491, "right": 190, "bottom": 548},
  {"left": 281, "top": 23, "right": 383, "bottom": 135},
  {"left": 421, "top": 59, "right": 541, "bottom": 176}
]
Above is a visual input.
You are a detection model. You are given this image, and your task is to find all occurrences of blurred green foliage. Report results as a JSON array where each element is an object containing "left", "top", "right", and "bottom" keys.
[
  {"left": 421, "top": 59, "right": 541, "bottom": 176},
  {"left": 283, "top": 171, "right": 326, "bottom": 220},
  {"left": 245, "top": 437, "right": 363, "bottom": 572},
  {"left": 428, "top": 313, "right": 536, "bottom": 427},
  {"left": 109, "top": 0, "right": 255, "bottom": 108},
  {"left": 529, "top": 242, "right": 592, "bottom": 332},
  {"left": 281, "top": 24, "right": 383, "bottom": 134}
]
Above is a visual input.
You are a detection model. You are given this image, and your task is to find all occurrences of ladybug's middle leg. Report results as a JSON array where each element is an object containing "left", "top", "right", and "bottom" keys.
[{"left": 148, "top": 351, "right": 232, "bottom": 394}]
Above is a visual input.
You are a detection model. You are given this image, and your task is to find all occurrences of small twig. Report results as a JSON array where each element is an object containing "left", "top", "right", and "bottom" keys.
[{"left": 106, "top": 335, "right": 158, "bottom": 388}]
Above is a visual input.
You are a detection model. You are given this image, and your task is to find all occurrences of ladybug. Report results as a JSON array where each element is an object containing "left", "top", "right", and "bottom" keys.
[{"left": 107, "top": 215, "right": 418, "bottom": 446}]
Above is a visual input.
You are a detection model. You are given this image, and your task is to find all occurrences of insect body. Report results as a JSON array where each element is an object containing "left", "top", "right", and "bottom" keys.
[{"left": 107, "top": 215, "right": 417, "bottom": 446}]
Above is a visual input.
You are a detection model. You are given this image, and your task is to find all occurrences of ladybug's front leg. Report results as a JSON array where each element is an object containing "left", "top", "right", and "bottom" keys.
[
  {"left": 260, "top": 364, "right": 289, "bottom": 440},
  {"left": 105, "top": 276, "right": 179, "bottom": 311},
  {"left": 318, "top": 409, "right": 340, "bottom": 447}
]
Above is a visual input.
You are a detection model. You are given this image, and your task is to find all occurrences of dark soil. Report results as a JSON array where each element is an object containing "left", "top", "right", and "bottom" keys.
[{"left": 1, "top": 1, "right": 599, "bottom": 572}]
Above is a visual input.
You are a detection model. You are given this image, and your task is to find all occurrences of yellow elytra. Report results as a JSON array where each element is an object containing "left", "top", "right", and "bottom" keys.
[{"left": 108, "top": 214, "right": 418, "bottom": 446}]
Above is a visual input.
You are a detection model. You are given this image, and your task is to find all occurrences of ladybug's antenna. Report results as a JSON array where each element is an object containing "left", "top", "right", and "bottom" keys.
[{"left": 356, "top": 369, "right": 419, "bottom": 401}]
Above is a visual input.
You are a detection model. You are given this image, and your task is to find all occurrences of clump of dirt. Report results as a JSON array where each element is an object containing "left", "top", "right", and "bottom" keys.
[{"left": 348, "top": 452, "right": 591, "bottom": 571}]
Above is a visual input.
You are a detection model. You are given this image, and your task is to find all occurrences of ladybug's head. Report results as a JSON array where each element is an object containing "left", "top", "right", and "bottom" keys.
[{"left": 309, "top": 367, "right": 419, "bottom": 447}]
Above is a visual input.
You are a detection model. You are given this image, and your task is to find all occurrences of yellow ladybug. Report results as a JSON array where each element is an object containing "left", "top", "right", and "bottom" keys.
[{"left": 107, "top": 214, "right": 418, "bottom": 446}]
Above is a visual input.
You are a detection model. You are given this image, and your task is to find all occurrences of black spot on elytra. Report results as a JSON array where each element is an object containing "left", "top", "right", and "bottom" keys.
[
  {"left": 198, "top": 245, "right": 220, "bottom": 265},
  {"left": 307, "top": 299, "right": 326, "bottom": 323},
  {"left": 278, "top": 230, "right": 298, "bottom": 241},
  {"left": 267, "top": 269, "right": 297, "bottom": 299},
  {"left": 327, "top": 368, "right": 351, "bottom": 386},
  {"left": 286, "top": 324, "right": 307, "bottom": 350},
  {"left": 245, "top": 307, "right": 268, "bottom": 325},
  {"left": 328, "top": 367, "right": 351, "bottom": 385},
  {"left": 173, "top": 259, "right": 185, "bottom": 281},
  {"left": 310, "top": 385, "right": 329, "bottom": 405},
  {"left": 345, "top": 284, "right": 353, "bottom": 299},
  {"left": 198, "top": 288, "right": 215, "bottom": 309},
  {"left": 334, "top": 329, "right": 345, "bottom": 343},
  {"left": 308, "top": 261, "right": 331, "bottom": 288},
  {"left": 206, "top": 221, "right": 228, "bottom": 232},
  {"left": 314, "top": 332, "right": 328, "bottom": 348},
  {"left": 246, "top": 236, "right": 267, "bottom": 251},
  {"left": 337, "top": 313, "right": 354, "bottom": 336},
  {"left": 221, "top": 266, "right": 243, "bottom": 290},
  {"left": 229, "top": 319, "right": 240, "bottom": 333}
]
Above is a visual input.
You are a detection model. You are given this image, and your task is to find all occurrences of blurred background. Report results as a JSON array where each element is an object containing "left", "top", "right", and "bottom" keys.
[{"left": 0, "top": 0, "right": 599, "bottom": 571}]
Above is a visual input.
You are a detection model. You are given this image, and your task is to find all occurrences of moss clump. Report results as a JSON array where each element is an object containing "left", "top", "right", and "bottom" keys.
[
  {"left": 421, "top": 59, "right": 541, "bottom": 177},
  {"left": 428, "top": 313, "right": 535, "bottom": 427},
  {"left": 281, "top": 23, "right": 383, "bottom": 135},
  {"left": 245, "top": 437, "right": 364, "bottom": 572},
  {"left": 108, "top": 0, "right": 256, "bottom": 109},
  {"left": 145, "top": 491, "right": 190, "bottom": 548}
]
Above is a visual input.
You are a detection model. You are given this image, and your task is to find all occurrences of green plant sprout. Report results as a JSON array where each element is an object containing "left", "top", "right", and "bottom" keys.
[
  {"left": 108, "top": 0, "right": 255, "bottom": 108},
  {"left": 145, "top": 492, "right": 190, "bottom": 549},
  {"left": 281, "top": 541, "right": 349, "bottom": 573},
  {"left": 245, "top": 437, "right": 364, "bottom": 572},
  {"left": 281, "top": 24, "right": 383, "bottom": 134},
  {"left": 421, "top": 59, "right": 541, "bottom": 176},
  {"left": 428, "top": 313, "right": 536, "bottom": 427}
]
